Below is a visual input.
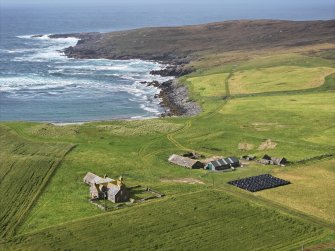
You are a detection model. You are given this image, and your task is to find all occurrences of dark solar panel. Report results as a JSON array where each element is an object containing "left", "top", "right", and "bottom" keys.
[{"left": 228, "top": 174, "right": 290, "bottom": 192}]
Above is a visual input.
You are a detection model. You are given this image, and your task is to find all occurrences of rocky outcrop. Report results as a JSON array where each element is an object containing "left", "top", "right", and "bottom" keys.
[
  {"left": 159, "top": 80, "right": 201, "bottom": 116},
  {"left": 150, "top": 65, "right": 194, "bottom": 77}
]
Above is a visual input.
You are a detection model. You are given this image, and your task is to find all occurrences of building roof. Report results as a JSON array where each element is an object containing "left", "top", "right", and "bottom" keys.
[
  {"left": 202, "top": 156, "right": 224, "bottom": 165},
  {"left": 168, "top": 154, "right": 201, "bottom": 168},
  {"left": 83, "top": 172, "right": 114, "bottom": 185},
  {"left": 83, "top": 172, "right": 100, "bottom": 184},
  {"left": 207, "top": 157, "right": 239, "bottom": 168},
  {"left": 107, "top": 185, "right": 122, "bottom": 196}
]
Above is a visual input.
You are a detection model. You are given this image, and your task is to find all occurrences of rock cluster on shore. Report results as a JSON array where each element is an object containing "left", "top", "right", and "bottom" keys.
[
  {"left": 139, "top": 78, "right": 201, "bottom": 117},
  {"left": 159, "top": 80, "right": 201, "bottom": 117},
  {"left": 150, "top": 65, "right": 194, "bottom": 77},
  {"left": 139, "top": 65, "right": 200, "bottom": 117}
]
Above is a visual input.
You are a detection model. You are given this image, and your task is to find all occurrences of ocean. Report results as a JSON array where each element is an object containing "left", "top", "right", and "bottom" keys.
[{"left": 0, "top": 2, "right": 333, "bottom": 122}]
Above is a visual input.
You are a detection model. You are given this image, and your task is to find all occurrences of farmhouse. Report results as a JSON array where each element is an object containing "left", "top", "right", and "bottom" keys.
[
  {"left": 83, "top": 172, "right": 129, "bottom": 203},
  {"left": 205, "top": 157, "right": 240, "bottom": 171},
  {"left": 168, "top": 154, "right": 204, "bottom": 169}
]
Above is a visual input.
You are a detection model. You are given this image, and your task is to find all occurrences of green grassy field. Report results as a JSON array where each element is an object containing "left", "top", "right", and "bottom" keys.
[
  {"left": 259, "top": 159, "right": 335, "bottom": 224},
  {"left": 1, "top": 43, "right": 335, "bottom": 250},
  {"left": 0, "top": 125, "right": 75, "bottom": 238},
  {"left": 0, "top": 190, "right": 327, "bottom": 251},
  {"left": 229, "top": 66, "right": 334, "bottom": 94}
]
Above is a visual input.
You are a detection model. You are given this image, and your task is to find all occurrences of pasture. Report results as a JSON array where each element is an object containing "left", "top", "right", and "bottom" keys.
[
  {"left": 0, "top": 125, "right": 74, "bottom": 238},
  {"left": 0, "top": 191, "right": 326, "bottom": 251},
  {"left": 229, "top": 66, "right": 334, "bottom": 94},
  {"left": 259, "top": 159, "right": 335, "bottom": 224}
]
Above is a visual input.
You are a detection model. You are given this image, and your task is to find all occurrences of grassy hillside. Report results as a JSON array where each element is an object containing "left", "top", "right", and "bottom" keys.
[
  {"left": 0, "top": 125, "right": 75, "bottom": 238},
  {"left": 1, "top": 21, "right": 335, "bottom": 250},
  {"left": 0, "top": 190, "right": 327, "bottom": 251},
  {"left": 65, "top": 20, "right": 335, "bottom": 62}
]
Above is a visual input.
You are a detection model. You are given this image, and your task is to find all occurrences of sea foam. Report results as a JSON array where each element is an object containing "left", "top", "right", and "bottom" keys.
[{"left": 1, "top": 34, "right": 171, "bottom": 121}]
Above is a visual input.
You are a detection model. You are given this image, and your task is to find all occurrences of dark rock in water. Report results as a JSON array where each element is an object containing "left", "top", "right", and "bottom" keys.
[
  {"left": 49, "top": 32, "right": 102, "bottom": 40},
  {"left": 150, "top": 65, "right": 194, "bottom": 77},
  {"left": 139, "top": 80, "right": 160, "bottom": 87},
  {"left": 148, "top": 81, "right": 160, "bottom": 87},
  {"left": 31, "top": 34, "right": 44, "bottom": 38}
]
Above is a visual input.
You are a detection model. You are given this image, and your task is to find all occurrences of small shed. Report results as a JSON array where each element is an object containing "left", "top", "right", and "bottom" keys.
[
  {"left": 272, "top": 157, "right": 287, "bottom": 166},
  {"left": 259, "top": 155, "right": 288, "bottom": 166},
  {"left": 168, "top": 154, "right": 204, "bottom": 169},
  {"left": 205, "top": 157, "right": 240, "bottom": 171}
]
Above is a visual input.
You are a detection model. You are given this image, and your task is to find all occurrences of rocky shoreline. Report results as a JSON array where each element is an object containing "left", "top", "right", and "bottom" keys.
[
  {"left": 140, "top": 78, "right": 201, "bottom": 117},
  {"left": 141, "top": 64, "right": 200, "bottom": 117},
  {"left": 44, "top": 33, "right": 201, "bottom": 117}
]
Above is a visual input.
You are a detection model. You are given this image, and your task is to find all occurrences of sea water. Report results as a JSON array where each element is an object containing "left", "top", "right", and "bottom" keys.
[
  {"left": 0, "top": 2, "right": 333, "bottom": 122},
  {"left": 0, "top": 34, "right": 172, "bottom": 122}
]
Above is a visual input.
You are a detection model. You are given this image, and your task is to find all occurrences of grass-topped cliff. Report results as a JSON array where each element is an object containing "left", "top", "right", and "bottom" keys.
[
  {"left": 64, "top": 19, "right": 335, "bottom": 63},
  {"left": 1, "top": 20, "right": 335, "bottom": 250}
]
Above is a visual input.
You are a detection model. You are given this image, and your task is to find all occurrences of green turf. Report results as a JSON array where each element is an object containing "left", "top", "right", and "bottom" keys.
[
  {"left": 0, "top": 125, "right": 75, "bottom": 238},
  {"left": 0, "top": 190, "right": 327, "bottom": 251},
  {"left": 259, "top": 159, "right": 335, "bottom": 224},
  {"left": 229, "top": 66, "right": 334, "bottom": 94}
]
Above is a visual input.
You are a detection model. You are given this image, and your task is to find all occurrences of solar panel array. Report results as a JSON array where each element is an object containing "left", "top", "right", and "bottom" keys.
[{"left": 228, "top": 174, "right": 290, "bottom": 192}]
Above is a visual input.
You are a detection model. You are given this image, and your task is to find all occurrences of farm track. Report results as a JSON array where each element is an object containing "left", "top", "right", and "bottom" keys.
[
  {"left": 138, "top": 71, "right": 233, "bottom": 163},
  {"left": 305, "top": 241, "right": 335, "bottom": 251}
]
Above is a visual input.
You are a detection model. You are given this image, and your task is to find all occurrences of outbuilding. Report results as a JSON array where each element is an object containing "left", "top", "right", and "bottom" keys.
[
  {"left": 168, "top": 154, "right": 204, "bottom": 169},
  {"left": 259, "top": 155, "right": 288, "bottom": 166},
  {"left": 205, "top": 157, "right": 240, "bottom": 171}
]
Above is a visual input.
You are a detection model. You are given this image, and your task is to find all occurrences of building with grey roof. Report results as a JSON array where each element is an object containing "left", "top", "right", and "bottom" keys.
[
  {"left": 168, "top": 154, "right": 204, "bottom": 169},
  {"left": 205, "top": 157, "right": 240, "bottom": 171}
]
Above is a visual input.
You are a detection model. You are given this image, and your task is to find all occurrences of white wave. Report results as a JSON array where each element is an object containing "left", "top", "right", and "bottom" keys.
[
  {"left": 140, "top": 104, "right": 161, "bottom": 114},
  {"left": 130, "top": 115, "right": 157, "bottom": 120},
  {"left": 0, "top": 74, "right": 160, "bottom": 100},
  {"left": 3, "top": 35, "right": 173, "bottom": 118},
  {"left": 13, "top": 35, "right": 79, "bottom": 62},
  {"left": 16, "top": 35, "right": 36, "bottom": 39}
]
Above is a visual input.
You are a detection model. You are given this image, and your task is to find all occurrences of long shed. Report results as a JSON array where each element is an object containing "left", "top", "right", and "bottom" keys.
[
  {"left": 168, "top": 154, "right": 204, "bottom": 169},
  {"left": 205, "top": 157, "right": 240, "bottom": 171}
]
